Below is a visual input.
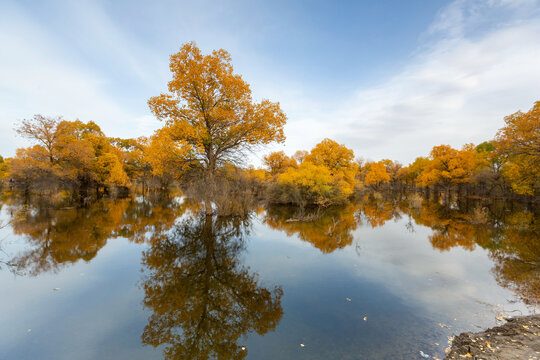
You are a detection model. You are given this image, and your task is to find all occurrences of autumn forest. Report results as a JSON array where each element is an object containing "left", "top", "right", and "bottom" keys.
[
  {"left": 1, "top": 8, "right": 540, "bottom": 356},
  {"left": 1, "top": 43, "right": 538, "bottom": 214}
]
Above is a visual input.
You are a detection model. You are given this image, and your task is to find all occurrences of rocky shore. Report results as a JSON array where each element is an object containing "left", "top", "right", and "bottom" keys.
[{"left": 444, "top": 314, "right": 540, "bottom": 359}]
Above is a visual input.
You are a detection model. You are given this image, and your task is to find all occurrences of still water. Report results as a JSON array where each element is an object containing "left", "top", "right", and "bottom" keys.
[{"left": 0, "top": 195, "right": 538, "bottom": 359}]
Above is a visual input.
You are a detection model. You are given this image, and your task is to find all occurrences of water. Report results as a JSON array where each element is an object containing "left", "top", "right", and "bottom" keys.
[{"left": 0, "top": 195, "right": 537, "bottom": 360}]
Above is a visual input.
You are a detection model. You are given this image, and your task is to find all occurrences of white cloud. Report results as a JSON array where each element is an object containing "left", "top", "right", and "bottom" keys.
[
  {"left": 1, "top": 0, "right": 539, "bottom": 167},
  {"left": 280, "top": 0, "right": 540, "bottom": 164},
  {"left": 0, "top": 1, "right": 161, "bottom": 156}
]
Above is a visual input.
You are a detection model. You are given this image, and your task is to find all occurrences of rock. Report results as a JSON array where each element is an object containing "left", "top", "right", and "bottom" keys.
[{"left": 444, "top": 314, "right": 540, "bottom": 360}]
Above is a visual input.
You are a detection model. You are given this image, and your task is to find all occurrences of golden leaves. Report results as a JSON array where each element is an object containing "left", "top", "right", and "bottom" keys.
[
  {"left": 269, "top": 140, "right": 357, "bottom": 206},
  {"left": 148, "top": 42, "right": 287, "bottom": 176},
  {"left": 495, "top": 101, "right": 540, "bottom": 195}
]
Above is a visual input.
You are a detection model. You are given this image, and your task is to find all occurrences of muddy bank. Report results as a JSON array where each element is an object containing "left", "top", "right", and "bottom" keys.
[{"left": 444, "top": 314, "right": 540, "bottom": 359}]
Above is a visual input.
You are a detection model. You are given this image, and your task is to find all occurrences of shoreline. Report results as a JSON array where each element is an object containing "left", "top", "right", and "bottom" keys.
[{"left": 444, "top": 314, "right": 540, "bottom": 359}]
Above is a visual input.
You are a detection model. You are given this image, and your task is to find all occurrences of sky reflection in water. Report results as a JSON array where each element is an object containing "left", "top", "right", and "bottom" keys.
[{"left": 0, "top": 195, "right": 537, "bottom": 359}]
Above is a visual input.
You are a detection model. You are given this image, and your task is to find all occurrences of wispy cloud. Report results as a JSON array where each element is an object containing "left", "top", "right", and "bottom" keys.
[
  {"left": 1, "top": 0, "right": 538, "bottom": 166},
  {"left": 0, "top": 1, "right": 162, "bottom": 155},
  {"left": 281, "top": 0, "right": 540, "bottom": 163}
]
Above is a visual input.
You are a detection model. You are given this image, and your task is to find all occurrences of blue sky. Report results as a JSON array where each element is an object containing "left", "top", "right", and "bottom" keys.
[{"left": 1, "top": 0, "right": 539, "bottom": 164}]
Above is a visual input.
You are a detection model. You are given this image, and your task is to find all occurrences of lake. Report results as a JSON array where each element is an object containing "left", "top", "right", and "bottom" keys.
[{"left": 0, "top": 194, "right": 538, "bottom": 359}]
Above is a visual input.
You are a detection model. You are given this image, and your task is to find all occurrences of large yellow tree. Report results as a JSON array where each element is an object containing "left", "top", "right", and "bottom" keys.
[
  {"left": 148, "top": 42, "right": 287, "bottom": 214},
  {"left": 364, "top": 161, "right": 390, "bottom": 189},
  {"left": 495, "top": 101, "right": 540, "bottom": 195},
  {"left": 418, "top": 144, "right": 481, "bottom": 196}
]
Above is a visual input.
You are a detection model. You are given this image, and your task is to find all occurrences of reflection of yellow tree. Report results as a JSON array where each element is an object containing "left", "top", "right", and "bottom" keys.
[
  {"left": 6, "top": 195, "right": 197, "bottom": 275},
  {"left": 490, "top": 211, "right": 540, "bottom": 306},
  {"left": 403, "top": 202, "right": 491, "bottom": 251},
  {"left": 117, "top": 195, "right": 201, "bottom": 244},
  {"left": 9, "top": 199, "right": 130, "bottom": 275},
  {"left": 360, "top": 200, "right": 398, "bottom": 228},
  {"left": 141, "top": 215, "right": 283, "bottom": 360},
  {"left": 401, "top": 199, "right": 539, "bottom": 306},
  {"left": 263, "top": 204, "right": 358, "bottom": 253}
]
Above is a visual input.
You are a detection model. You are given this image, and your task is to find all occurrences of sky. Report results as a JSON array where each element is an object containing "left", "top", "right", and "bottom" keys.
[{"left": 1, "top": 0, "right": 539, "bottom": 165}]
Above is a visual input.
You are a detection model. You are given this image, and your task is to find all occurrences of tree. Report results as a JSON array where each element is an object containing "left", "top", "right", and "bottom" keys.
[
  {"left": 495, "top": 101, "right": 540, "bottom": 195},
  {"left": 293, "top": 150, "right": 308, "bottom": 164},
  {"left": 0, "top": 156, "right": 8, "bottom": 181},
  {"left": 364, "top": 161, "right": 390, "bottom": 189},
  {"left": 399, "top": 157, "right": 430, "bottom": 186},
  {"left": 263, "top": 151, "right": 297, "bottom": 176},
  {"left": 305, "top": 139, "right": 354, "bottom": 171},
  {"left": 9, "top": 146, "right": 58, "bottom": 193},
  {"left": 304, "top": 138, "right": 357, "bottom": 196},
  {"left": 54, "top": 119, "right": 130, "bottom": 192},
  {"left": 141, "top": 129, "right": 195, "bottom": 189},
  {"left": 12, "top": 116, "right": 131, "bottom": 196},
  {"left": 380, "top": 159, "right": 402, "bottom": 188},
  {"left": 274, "top": 161, "right": 335, "bottom": 207},
  {"left": 148, "top": 42, "right": 287, "bottom": 214},
  {"left": 15, "top": 114, "right": 62, "bottom": 164},
  {"left": 418, "top": 144, "right": 481, "bottom": 197}
]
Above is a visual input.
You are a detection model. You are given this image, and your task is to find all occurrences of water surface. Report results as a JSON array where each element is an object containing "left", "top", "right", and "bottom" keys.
[{"left": 0, "top": 195, "right": 537, "bottom": 359}]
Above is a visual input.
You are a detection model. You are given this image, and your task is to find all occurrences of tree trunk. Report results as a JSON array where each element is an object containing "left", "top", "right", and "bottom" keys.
[{"left": 205, "top": 165, "right": 215, "bottom": 216}]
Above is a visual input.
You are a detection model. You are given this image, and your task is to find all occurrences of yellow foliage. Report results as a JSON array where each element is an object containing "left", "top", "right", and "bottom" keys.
[
  {"left": 400, "top": 157, "right": 430, "bottom": 184},
  {"left": 11, "top": 117, "right": 131, "bottom": 191},
  {"left": 263, "top": 151, "right": 297, "bottom": 175},
  {"left": 364, "top": 161, "right": 390, "bottom": 187},
  {"left": 148, "top": 42, "right": 287, "bottom": 178},
  {"left": 276, "top": 161, "right": 335, "bottom": 206},
  {"left": 268, "top": 139, "right": 357, "bottom": 205},
  {"left": 94, "top": 152, "right": 130, "bottom": 188},
  {"left": 0, "top": 156, "right": 8, "bottom": 180},
  {"left": 305, "top": 138, "right": 357, "bottom": 196},
  {"left": 418, "top": 144, "right": 481, "bottom": 189},
  {"left": 495, "top": 101, "right": 540, "bottom": 195},
  {"left": 144, "top": 129, "right": 193, "bottom": 179}
]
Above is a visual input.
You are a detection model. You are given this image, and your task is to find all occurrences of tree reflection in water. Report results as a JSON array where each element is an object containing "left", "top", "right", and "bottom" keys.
[
  {"left": 264, "top": 197, "right": 539, "bottom": 307},
  {"left": 402, "top": 199, "right": 540, "bottom": 307},
  {"left": 140, "top": 214, "right": 283, "bottom": 360},
  {"left": 1, "top": 192, "right": 537, "bottom": 319},
  {"left": 263, "top": 203, "right": 359, "bottom": 253},
  {"left": 7, "top": 198, "right": 130, "bottom": 275},
  {"left": 4, "top": 194, "right": 191, "bottom": 276}
]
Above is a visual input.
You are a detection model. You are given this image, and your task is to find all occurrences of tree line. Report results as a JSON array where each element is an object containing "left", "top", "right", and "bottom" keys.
[
  {"left": 1, "top": 42, "right": 538, "bottom": 209},
  {"left": 263, "top": 100, "right": 539, "bottom": 206}
]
